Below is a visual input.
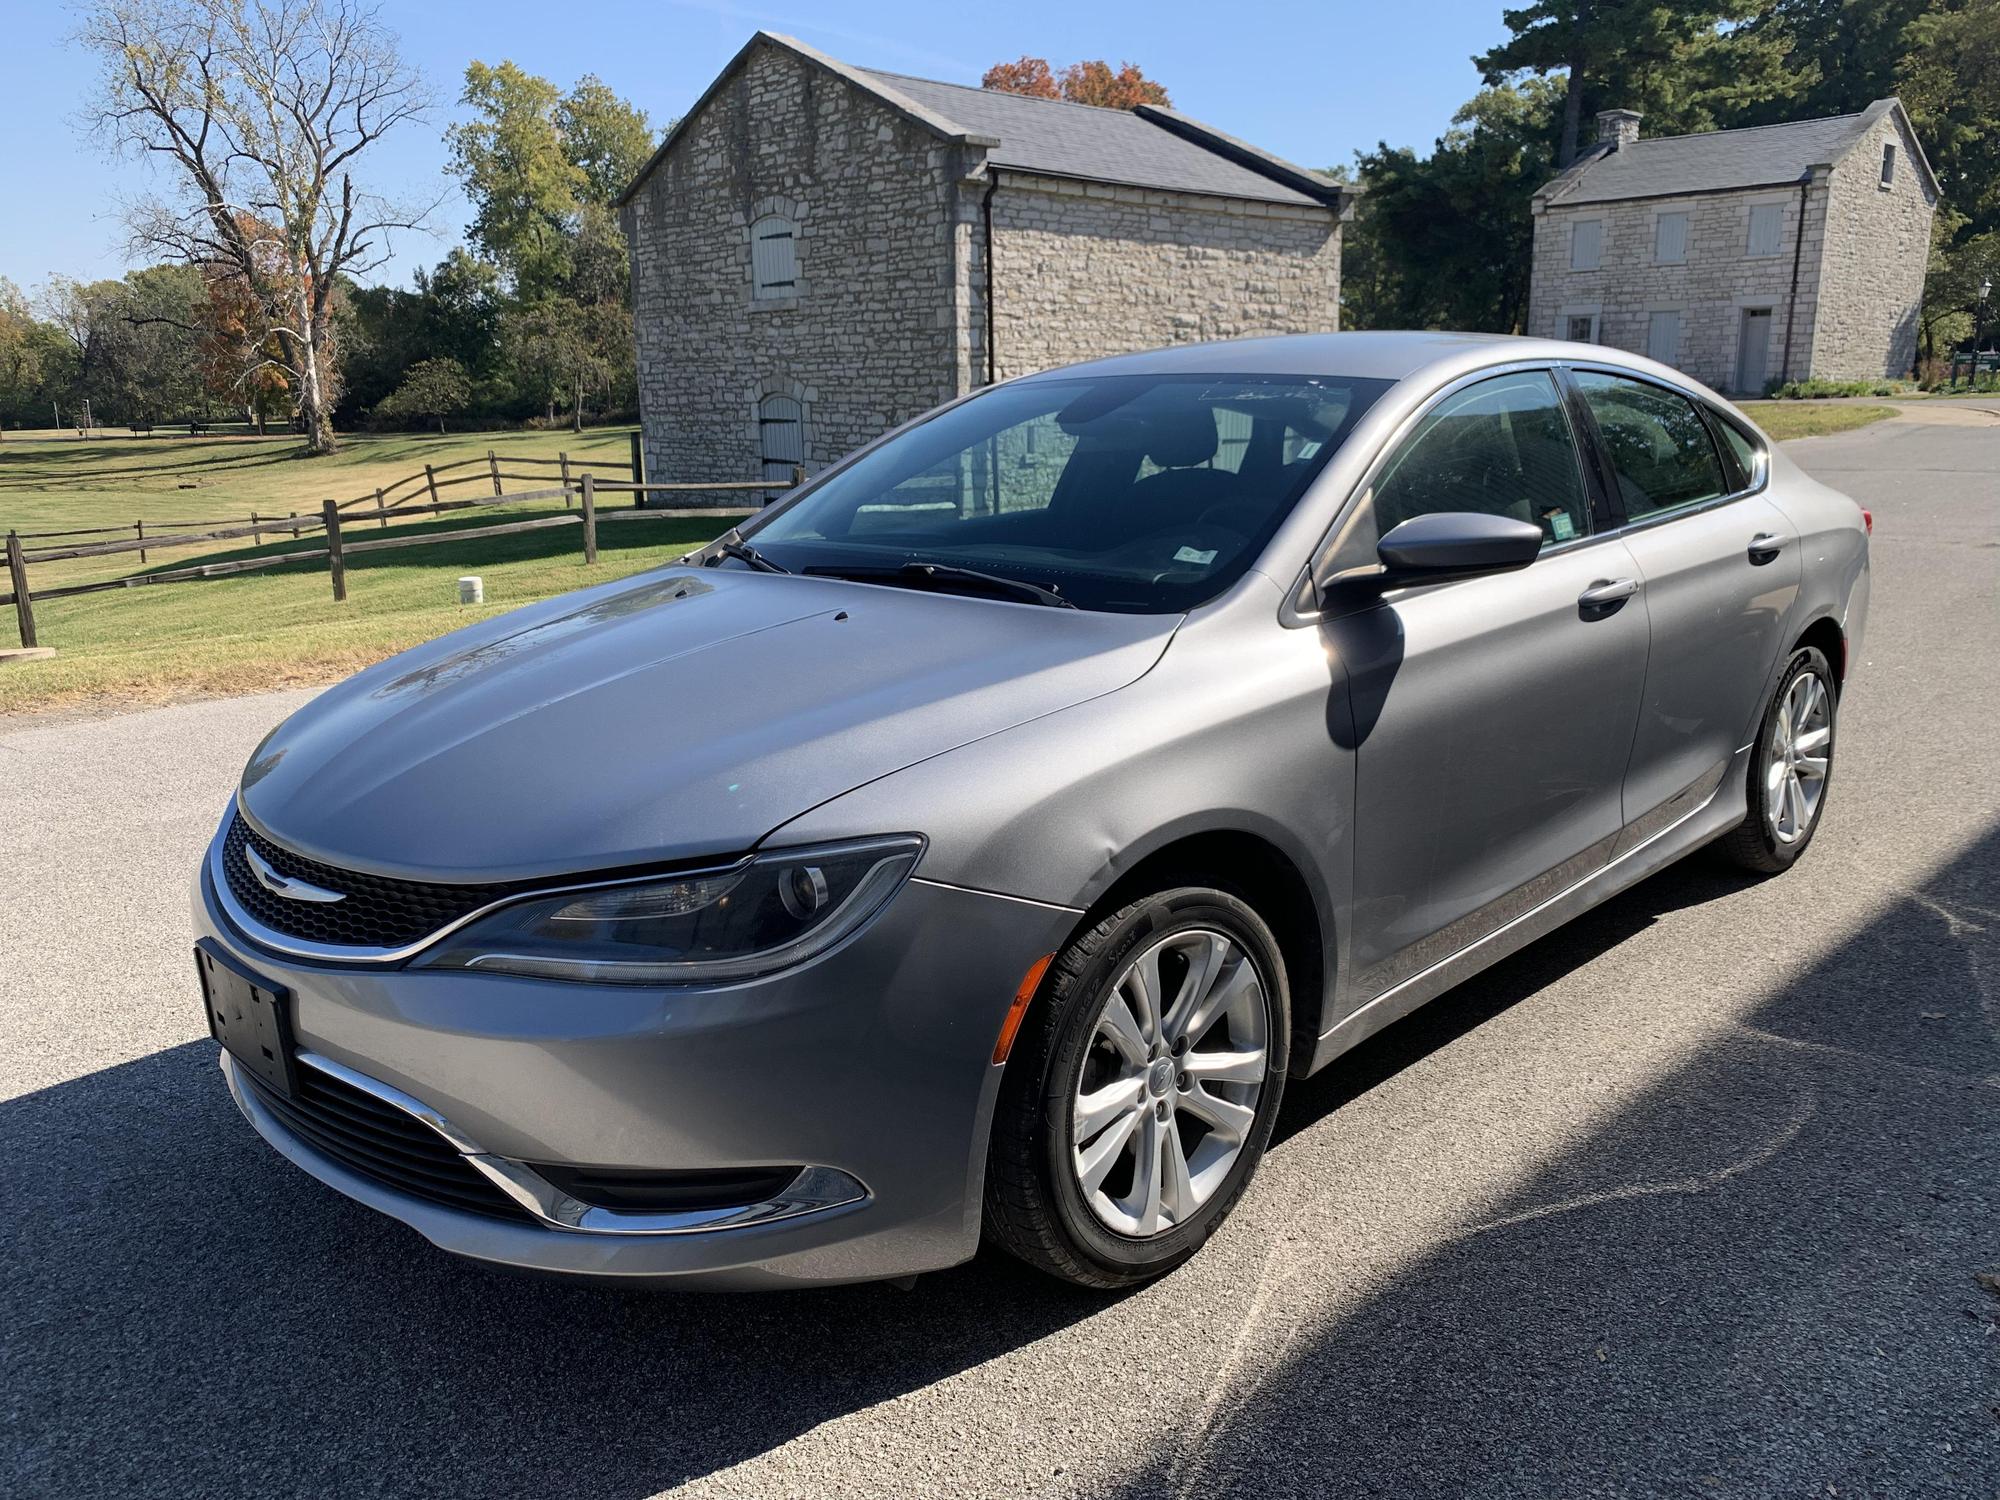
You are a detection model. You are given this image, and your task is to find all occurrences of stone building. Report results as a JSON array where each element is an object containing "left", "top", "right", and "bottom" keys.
[
  {"left": 616, "top": 31, "right": 1355, "bottom": 494},
  {"left": 1527, "top": 99, "right": 1937, "bottom": 394}
]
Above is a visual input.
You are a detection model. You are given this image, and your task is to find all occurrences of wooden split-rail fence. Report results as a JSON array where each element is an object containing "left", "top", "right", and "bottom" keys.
[{"left": 3, "top": 440, "right": 798, "bottom": 650}]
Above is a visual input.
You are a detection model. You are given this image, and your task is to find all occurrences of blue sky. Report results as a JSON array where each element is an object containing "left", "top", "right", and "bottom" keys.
[{"left": 0, "top": 0, "right": 1512, "bottom": 295}]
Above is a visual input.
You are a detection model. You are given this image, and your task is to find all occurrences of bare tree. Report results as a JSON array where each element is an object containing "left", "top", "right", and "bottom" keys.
[{"left": 78, "top": 0, "right": 433, "bottom": 454}]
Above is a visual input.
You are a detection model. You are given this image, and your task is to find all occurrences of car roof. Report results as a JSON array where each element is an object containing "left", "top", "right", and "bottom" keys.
[{"left": 1013, "top": 331, "right": 1636, "bottom": 386}]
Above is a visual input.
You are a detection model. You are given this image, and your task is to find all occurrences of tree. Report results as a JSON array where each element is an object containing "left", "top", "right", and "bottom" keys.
[
  {"left": 448, "top": 62, "right": 583, "bottom": 300},
  {"left": 1058, "top": 61, "right": 1171, "bottom": 109},
  {"left": 981, "top": 57, "right": 1060, "bottom": 99},
  {"left": 1917, "top": 208, "right": 2000, "bottom": 362},
  {"left": 447, "top": 63, "right": 651, "bottom": 427},
  {"left": 376, "top": 357, "right": 471, "bottom": 433},
  {"left": 501, "top": 297, "right": 626, "bottom": 431},
  {"left": 1343, "top": 79, "right": 1565, "bottom": 334},
  {"left": 0, "top": 281, "right": 51, "bottom": 437},
  {"left": 198, "top": 252, "right": 295, "bottom": 430},
  {"left": 1901, "top": 0, "right": 2000, "bottom": 237},
  {"left": 1476, "top": 1, "right": 1753, "bottom": 166},
  {"left": 39, "top": 267, "right": 206, "bottom": 425},
  {"left": 982, "top": 57, "right": 1171, "bottom": 108},
  {"left": 557, "top": 76, "right": 658, "bottom": 204},
  {"left": 78, "top": 0, "right": 433, "bottom": 454}
]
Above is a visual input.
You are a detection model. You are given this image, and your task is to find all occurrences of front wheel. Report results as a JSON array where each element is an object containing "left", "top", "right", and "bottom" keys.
[
  {"left": 983, "top": 887, "right": 1289, "bottom": 1288},
  {"left": 1719, "top": 645, "right": 1837, "bottom": 874}
]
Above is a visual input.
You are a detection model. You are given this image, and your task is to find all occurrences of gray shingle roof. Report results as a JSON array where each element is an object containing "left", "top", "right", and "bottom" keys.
[
  {"left": 1540, "top": 102, "right": 1917, "bottom": 205},
  {"left": 856, "top": 68, "right": 1329, "bottom": 207}
]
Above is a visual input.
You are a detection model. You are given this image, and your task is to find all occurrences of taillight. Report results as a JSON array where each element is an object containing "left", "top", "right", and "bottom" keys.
[{"left": 1862, "top": 509, "right": 1873, "bottom": 535}]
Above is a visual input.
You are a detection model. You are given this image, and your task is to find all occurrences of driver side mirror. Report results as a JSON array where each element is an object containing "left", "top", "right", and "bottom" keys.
[
  {"left": 1310, "top": 509, "right": 1547, "bottom": 613},
  {"left": 1370, "top": 511, "right": 1544, "bottom": 590}
]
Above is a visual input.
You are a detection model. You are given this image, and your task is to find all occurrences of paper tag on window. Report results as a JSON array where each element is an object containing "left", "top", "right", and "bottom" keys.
[
  {"left": 1548, "top": 512, "right": 1576, "bottom": 542},
  {"left": 1174, "top": 546, "right": 1218, "bottom": 565}
]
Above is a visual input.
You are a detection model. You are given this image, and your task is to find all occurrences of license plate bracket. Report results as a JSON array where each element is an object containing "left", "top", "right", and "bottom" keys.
[{"left": 196, "top": 939, "right": 297, "bottom": 1100}]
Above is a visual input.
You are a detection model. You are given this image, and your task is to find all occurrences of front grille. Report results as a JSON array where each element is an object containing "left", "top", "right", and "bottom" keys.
[
  {"left": 221, "top": 811, "right": 541, "bottom": 950},
  {"left": 244, "top": 1064, "right": 534, "bottom": 1223}
]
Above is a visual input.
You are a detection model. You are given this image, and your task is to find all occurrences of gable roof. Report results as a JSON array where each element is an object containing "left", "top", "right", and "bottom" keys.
[
  {"left": 618, "top": 32, "right": 1346, "bottom": 211},
  {"left": 1535, "top": 98, "right": 1939, "bottom": 207}
]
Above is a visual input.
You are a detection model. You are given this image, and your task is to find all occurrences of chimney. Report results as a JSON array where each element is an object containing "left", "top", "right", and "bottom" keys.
[{"left": 1596, "top": 109, "right": 1642, "bottom": 151}]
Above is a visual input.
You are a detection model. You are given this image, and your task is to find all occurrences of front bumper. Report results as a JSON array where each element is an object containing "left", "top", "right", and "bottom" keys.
[{"left": 195, "top": 855, "right": 1076, "bottom": 1288}]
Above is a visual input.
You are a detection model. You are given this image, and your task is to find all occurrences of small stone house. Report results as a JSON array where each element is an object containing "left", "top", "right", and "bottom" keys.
[
  {"left": 616, "top": 31, "right": 1355, "bottom": 493},
  {"left": 1527, "top": 100, "right": 1938, "bottom": 394}
]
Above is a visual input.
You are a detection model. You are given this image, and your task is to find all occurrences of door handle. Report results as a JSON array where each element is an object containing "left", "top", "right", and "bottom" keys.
[
  {"left": 1747, "top": 532, "right": 1787, "bottom": 563},
  {"left": 1577, "top": 577, "right": 1640, "bottom": 612}
]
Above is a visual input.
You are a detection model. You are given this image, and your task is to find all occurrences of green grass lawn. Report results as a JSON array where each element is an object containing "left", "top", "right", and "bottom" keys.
[
  {"left": 1738, "top": 401, "right": 1899, "bottom": 440},
  {"left": 0, "top": 427, "right": 745, "bottom": 713}
]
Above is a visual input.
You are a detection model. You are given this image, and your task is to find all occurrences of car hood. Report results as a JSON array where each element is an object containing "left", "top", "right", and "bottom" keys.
[{"left": 238, "top": 569, "right": 1177, "bottom": 882}]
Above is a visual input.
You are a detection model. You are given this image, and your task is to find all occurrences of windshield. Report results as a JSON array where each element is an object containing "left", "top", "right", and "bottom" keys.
[{"left": 744, "top": 372, "right": 1391, "bottom": 613}]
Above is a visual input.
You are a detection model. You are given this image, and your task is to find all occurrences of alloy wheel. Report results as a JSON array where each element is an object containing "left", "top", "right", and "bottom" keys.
[
  {"left": 1070, "top": 928, "right": 1269, "bottom": 1238},
  {"left": 1766, "top": 669, "right": 1832, "bottom": 845}
]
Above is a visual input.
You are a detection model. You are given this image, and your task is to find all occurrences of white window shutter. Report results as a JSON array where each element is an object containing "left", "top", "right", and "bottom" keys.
[
  {"left": 751, "top": 216, "right": 798, "bottom": 298},
  {"left": 1570, "top": 219, "right": 1603, "bottom": 271},
  {"left": 1747, "top": 204, "right": 1784, "bottom": 257},
  {"left": 1654, "top": 212, "right": 1688, "bottom": 264}
]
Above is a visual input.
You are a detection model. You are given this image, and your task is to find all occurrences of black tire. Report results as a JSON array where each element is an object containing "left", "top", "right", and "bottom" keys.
[
  {"left": 1718, "top": 645, "right": 1837, "bottom": 874},
  {"left": 983, "top": 886, "right": 1290, "bottom": 1289}
]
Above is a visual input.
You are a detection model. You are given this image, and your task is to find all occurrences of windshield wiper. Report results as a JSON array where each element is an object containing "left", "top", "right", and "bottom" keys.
[
  {"left": 704, "top": 529, "right": 790, "bottom": 574},
  {"left": 814, "top": 561, "right": 1078, "bottom": 609}
]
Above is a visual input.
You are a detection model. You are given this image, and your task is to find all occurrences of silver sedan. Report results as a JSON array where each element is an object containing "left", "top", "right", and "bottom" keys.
[{"left": 192, "top": 333, "right": 1868, "bottom": 1288}]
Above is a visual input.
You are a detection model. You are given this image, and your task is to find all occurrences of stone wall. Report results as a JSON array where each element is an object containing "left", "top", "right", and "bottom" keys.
[
  {"left": 985, "top": 174, "right": 1341, "bottom": 382},
  {"left": 1809, "top": 108, "right": 1937, "bottom": 380},
  {"left": 621, "top": 41, "right": 976, "bottom": 499},
  {"left": 1527, "top": 180, "right": 1830, "bottom": 393}
]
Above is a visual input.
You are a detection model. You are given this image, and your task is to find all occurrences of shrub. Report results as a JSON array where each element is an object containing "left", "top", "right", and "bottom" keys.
[{"left": 1769, "top": 377, "right": 1913, "bottom": 400}]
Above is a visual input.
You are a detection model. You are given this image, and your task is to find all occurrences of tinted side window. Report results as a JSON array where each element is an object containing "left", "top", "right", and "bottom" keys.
[
  {"left": 1372, "top": 371, "right": 1590, "bottom": 547},
  {"left": 1574, "top": 372, "right": 1727, "bottom": 521}
]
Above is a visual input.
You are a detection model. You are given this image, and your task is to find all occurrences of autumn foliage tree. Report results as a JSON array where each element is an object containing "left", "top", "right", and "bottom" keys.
[
  {"left": 196, "top": 215, "right": 303, "bottom": 431},
  {"left": 982, "top": 57, "right": 1170, "bottom": 109}
]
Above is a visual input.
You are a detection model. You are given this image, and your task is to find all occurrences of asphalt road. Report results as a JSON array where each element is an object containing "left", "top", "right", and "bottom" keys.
[{"left": 4, "top": 415, "right": 1996, "bottom": 1500}]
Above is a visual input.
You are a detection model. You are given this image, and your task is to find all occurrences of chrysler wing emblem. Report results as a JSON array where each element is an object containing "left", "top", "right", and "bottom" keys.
[{"left": 244, "top": 844, "right": 347, "bottom": 904}]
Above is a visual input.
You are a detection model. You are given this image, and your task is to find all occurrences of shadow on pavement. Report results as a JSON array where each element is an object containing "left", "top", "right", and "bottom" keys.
[
  {"left": 2, "top": 1045, "right": 1106, "bottom": 1498},
  {"left": 8, "top": 836, "right": 1995, "bottom": 1499},
  {"left": 1122, "top": 828, "right": 2000, "bottom": 1499}
]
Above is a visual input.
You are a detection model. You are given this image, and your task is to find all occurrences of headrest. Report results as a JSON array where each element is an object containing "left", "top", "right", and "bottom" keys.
[{"left": 1144, "top": 413, "right": 1218, "bottom": 470}]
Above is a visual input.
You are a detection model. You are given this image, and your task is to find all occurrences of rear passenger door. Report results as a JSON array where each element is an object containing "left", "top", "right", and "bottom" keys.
[{"left": 1564, "top": 369, "right": 1801, "bottom": 845}]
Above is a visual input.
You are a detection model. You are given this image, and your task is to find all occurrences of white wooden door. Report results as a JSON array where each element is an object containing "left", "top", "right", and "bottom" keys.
[{"left": 1736, "top": 309, "right": 1773, "bottom": 394}]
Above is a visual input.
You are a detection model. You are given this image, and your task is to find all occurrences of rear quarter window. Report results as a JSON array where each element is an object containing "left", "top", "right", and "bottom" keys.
[{"left": 1710, "top": 414, "right": 1766, "bottom": 491}]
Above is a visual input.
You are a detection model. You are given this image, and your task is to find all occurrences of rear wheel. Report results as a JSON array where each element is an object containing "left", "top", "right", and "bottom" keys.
[
  {"left": 984, "top": 886, "right": 1289, "bottom": 1288},
  {"left": 1719, "top": 645, "right": 1836, "bottom": 874}
]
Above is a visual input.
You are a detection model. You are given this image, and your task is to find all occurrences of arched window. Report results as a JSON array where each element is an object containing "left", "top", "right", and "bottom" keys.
[
  {"left": 759, "top": 393, "right": 804, "bottom": 494},
  {"left": 751, "top": 215, "right": 798, "bottom": 298}
]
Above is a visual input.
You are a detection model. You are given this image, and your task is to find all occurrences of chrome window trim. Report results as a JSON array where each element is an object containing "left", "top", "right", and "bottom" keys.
[
  {"left": 232, "top": 1050, "right": 870, "bottom": 1236},
  {"left": 1283, "top": 359, "right": 1607, "bottom": 625}
]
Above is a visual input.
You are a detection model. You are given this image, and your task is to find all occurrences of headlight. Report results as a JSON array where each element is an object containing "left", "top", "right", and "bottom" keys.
[{"left": 418, "top": 836, "right": 924, "bottom": 984}]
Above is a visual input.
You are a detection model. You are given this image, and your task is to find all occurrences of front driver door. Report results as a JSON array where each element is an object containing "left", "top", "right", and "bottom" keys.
[{"left": 1325, "top": 369, "right": 1650, "bottom": 1001}]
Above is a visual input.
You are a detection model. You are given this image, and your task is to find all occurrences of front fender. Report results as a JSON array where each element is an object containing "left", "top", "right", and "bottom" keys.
[{"left": 766, "top": 578, "right": 1355, "bottom": 1020}]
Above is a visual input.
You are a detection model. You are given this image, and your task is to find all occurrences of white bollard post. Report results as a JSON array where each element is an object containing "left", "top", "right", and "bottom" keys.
[{"left": 457, "top": 575, "right": 484, "bottom": 605}]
